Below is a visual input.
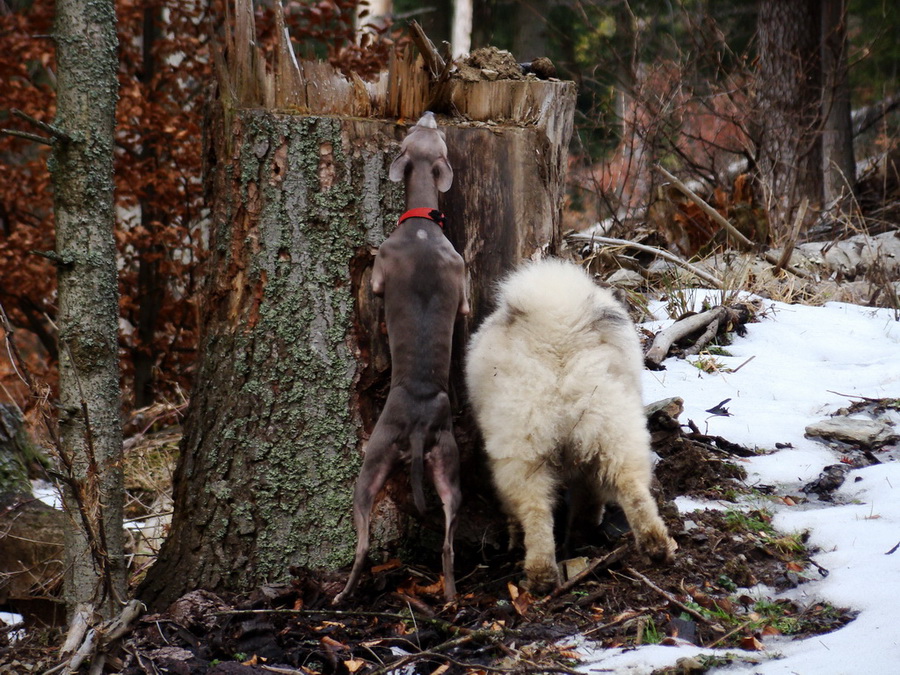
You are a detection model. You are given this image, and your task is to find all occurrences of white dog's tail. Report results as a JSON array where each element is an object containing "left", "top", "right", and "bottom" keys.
[{"left": 494, "top": 259, "right": 630, "bottom": 338}]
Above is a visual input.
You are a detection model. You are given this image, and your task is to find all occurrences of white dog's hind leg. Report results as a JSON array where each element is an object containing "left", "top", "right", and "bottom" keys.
[
  {"left": 581, "top": 421, "right": 677, "bottom": 563},
  {"left": 490, "top": 455, "right": 561, "bottom": 593}
]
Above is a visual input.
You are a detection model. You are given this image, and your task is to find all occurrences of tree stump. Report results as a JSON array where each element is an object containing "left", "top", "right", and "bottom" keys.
[{"left": 139, "top": 5, "right": 576, "bottom": 608}]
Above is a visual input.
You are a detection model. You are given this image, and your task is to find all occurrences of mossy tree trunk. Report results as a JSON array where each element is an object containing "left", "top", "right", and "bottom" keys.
[
  {"left": 51, "top": 0, "right": 125, "bottom": 625},
  {"left": 140, "top": 99, "right": 574, "bottom": 608},
  {"left": 139, "top": 108, "right": 407, "bottom": 608}
]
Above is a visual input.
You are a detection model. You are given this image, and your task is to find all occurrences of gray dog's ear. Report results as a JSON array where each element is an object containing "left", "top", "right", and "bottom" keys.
[
  {"left": 389, "top": 152, "right": 410, "bottom": 182},
  {"left": 434, "top": 157, "right": 454, "bottom": 192}
]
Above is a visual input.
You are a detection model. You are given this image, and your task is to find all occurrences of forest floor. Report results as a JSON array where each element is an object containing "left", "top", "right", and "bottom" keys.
[{"left": 1, "top": 401, "right": 864, "bottom": 675}]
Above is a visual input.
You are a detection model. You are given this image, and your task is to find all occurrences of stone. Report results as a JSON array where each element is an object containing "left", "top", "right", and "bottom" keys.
[{"left": 805, "top": 417, "right": 899, "bottom": 449}]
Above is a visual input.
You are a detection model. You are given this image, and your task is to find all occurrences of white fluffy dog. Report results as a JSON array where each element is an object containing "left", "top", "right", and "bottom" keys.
[{"left": 466, "top": 259, "right": 676, "bottom": 592}]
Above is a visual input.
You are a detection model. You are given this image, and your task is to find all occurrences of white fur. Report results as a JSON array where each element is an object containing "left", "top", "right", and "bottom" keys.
[{"left": 466, "top": 259, "right": 675, "bottom": 592}]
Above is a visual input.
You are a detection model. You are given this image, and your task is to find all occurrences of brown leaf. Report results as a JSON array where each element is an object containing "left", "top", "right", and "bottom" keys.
[
  {"left": 321, "top": 636, "right": 348, "bottom": 651},
  {"left": 741, "top": 635, "right": 764, "bottom": 651},
  {"left": 371, "top": 558, "right": 402, "bottom": 574},
  {"left": 508, "top": 582, "right": 535, "bottom": 616},
  {"left": 344, "top": 658, "right": 366, "bottom": 673}
]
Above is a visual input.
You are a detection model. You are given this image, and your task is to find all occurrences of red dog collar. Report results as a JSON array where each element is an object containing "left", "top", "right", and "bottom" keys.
[{"left": 398, "top": 208, "right": 447, "bottom": 228}]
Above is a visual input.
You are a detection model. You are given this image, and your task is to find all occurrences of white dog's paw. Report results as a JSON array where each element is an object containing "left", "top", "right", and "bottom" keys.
[
  {"left": 636, "top": 527, "right": 678, "bottom": 564},
  {"left": 524, "top": 559, "right": 561, "bottom": 595}
]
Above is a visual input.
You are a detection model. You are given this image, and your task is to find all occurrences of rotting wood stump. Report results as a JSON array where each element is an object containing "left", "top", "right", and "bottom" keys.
[{"left": 139, "top": 1, "right": 576, "bottom": 609}]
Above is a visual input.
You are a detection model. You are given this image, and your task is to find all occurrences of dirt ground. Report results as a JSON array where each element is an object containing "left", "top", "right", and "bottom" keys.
[{"left": 1, "top": 402, "right": 860, "bottom": 675}]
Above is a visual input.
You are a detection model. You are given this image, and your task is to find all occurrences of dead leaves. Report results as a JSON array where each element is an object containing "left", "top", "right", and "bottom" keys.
[{"left": 507, "top": 581, "right": 536, "bottom": 616}]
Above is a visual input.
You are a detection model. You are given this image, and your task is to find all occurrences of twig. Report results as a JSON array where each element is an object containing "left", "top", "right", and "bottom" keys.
[
  {"left": 10, "top": 108, "right": 73, "bottom": 142},
  {"left": 775, "top": 198, "right": 808, "bottom": 272},
  {"left": 366, "top": 632, "right": 480, "bottom": 675},
  {"left": 215, "top": 608, "right": 414, "bottom": 622},
  {"left": 730, "top": 355, "right": 756, "bottom": 373},
  {"left": 655, "top": 165, "right": 814, "bottom": 281},
  {"left": 622, "top": 566, "right": 713, "bottom": 626},
  {"left": 706, "top": 619, "right": 753, "bottom": 648},
  {"left": 536, "top": 544, "right": 628, "bottom": 605},
  {"left": 582, "top": 606, "right": 656, "bottom": 637},
  {"left": 0, "top": 128, "right": 53, "bottom": 145},
  {"left": 568, "top": 232, "right": 724, "bottom": 289},
  {"left": 826, "top": 391, "right": 893, "bottom": 404}
]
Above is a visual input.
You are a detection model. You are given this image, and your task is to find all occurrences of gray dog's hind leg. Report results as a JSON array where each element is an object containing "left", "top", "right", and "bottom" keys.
[
  {"left": 333, "top": 424, "right": 399, "bottom": 605},
  {"left": 428, "top": 430, "right": 461, "bottom": 601}
]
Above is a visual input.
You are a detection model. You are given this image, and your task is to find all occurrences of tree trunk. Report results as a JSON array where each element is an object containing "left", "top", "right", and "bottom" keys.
[
  {"left": 451, "top": 0, "right": 473, "bottom": 58},
  {"left": 0, "top": 404, "right": 30, "bottom": 496},
  {"left": 511, "top": 0, "right": 552, "bottom": 63},
  {"left": 51, "top": 0, "right": 125, "bottom": 623},
  {"left": 139, "top": 102, "right": 575, "bottom": 611},
  {"left": 820, "top": 0, "right": 855, "bottom": 204},
  {"left": 138, "top": 111, "right": 403, "bottom": 609},
  {"left": 138, "top": 4, "right": 576, "bottom": 608},
  {"left": 756, "top": 0, "right": 823, "bottom": 240}
]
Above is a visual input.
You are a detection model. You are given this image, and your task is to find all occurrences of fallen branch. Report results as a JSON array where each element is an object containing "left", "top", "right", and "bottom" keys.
[
  {"left": 655, "top": 165, "right": 814, "bottom": 281},
  {"left": 644, "top": 306, "right": 728, "bottom": 369},
  {"left": 536, "top": 544, "right": 628, "bottom": 605},
  {"left": 568, "top": 233, "right": 724, "bottom": 289},
  {"left": 622, "top": 566, "right": 714, "bottom": 627}
]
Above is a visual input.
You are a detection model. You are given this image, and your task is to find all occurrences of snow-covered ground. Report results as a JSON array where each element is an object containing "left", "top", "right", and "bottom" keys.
[
  {"left": 577, "top": 295, "right": 900, "bottom": 674},
  {"left": 4, "top": 295, "right": 899, "bottom": 672}
]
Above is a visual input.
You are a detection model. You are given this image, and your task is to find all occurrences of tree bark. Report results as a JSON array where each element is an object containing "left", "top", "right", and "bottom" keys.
[
  {"left": 140, "top": 81, "right": 574, "bottom": 607},
  {"left": 756, "top": 0, "right": 823, "bottom": 240},
  {"left": 51, "top": 0, "right": 125, "bottom": 622},
  {"left": 139, "top": 111, "right": 405, "bottom": 609},
  {"left": 451, "top": 0, "right": 473, "bottom": 58},
  {"left": 820, "top": 0, "right": 855, "bottom": 204}
]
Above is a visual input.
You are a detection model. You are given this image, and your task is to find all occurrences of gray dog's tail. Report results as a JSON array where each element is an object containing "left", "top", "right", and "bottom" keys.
[{"left": 410, "top": 431, "right": 426, "bottom": 514}]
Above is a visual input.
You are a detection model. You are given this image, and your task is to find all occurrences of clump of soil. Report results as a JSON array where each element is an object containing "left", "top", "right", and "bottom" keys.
[
  {"left": 456, "top": 47, "right": 524, "bottom": 81},
  {"left": 454, "top": 47, "right": 556, "bottom": 82}
]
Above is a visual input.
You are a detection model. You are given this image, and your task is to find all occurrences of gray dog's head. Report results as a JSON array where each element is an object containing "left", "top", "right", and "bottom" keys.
[{"left": 389, "top": 112, "right": 453, "bottom": 193}]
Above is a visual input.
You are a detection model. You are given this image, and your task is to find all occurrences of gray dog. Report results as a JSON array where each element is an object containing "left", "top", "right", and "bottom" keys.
[{"left": 334, "top": 113, "right": 468, "bottom": 605}]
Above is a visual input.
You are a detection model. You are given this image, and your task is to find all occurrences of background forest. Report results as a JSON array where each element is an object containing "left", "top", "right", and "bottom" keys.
[
  {"left": 1, "top": 0, "right": 898, "bottom": 412},
  {"left": 1, "top": 0, "right": 899, "bottom": 672}
]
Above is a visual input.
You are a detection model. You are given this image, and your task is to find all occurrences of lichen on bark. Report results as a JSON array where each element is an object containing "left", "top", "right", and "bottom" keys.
[{"left": 140, "top": 109, "right": 405, "bottom": 606}]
